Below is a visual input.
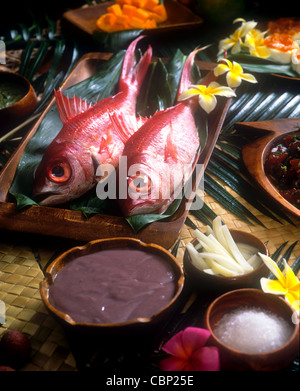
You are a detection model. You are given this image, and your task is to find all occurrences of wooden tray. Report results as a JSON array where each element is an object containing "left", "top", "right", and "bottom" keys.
[
  {"left": 0, "top": 53, "right": 231, "bottom": 248},
  {"left": 237, "top": 117, "right": 300, "bottom": 219},
  {"left": 62, "top": 0, "right": 203, "bottom": 38}
]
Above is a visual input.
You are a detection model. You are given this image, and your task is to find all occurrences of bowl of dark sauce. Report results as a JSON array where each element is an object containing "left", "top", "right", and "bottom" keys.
[{"left": 40, "top": 237, "right": 185, "bottom": 335}]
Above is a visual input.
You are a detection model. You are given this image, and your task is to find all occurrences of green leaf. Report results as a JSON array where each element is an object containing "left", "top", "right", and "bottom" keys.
[
  {"left": 207, "top": 158, "right": 282, "bottom": 223},
  {"left": 227, "top": 53, "right": 299, "bottom": 78},
  {"left": 204, "top": 174, "right": 264, "bottom": 226},
  {"left": 18, "top": 40, "right": 37, "bottom": 77},
  {"left": 92, "top": 29, "right": 142, "bottom": 52},
  {"left": 291, "top": 256, "right": 300, "bottom": 275},
  {"left": 26, "top": 40, "right": 50, "bottom": 82},
  {"left": 185, "top": 216, "right": 198, "bottom": 230},
  {"left": 70, "top": 193, "right": 116, "bottom": 218},
  {"left": 44, "top": 39, "right": 66, "bottom": 92},
  {"left": 126, "top": 197, "right": 183, "bottom": 233},
  {"left": 10, "top": 193, "right": 38, "bottom": 209}
]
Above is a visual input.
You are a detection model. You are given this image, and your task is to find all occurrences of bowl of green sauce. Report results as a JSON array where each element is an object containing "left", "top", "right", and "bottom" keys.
[{"left": 0, "top": 71, "right": 37, "bottom": 131}]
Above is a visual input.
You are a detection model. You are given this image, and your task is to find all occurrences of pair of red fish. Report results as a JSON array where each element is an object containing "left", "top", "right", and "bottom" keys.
[{"left": 33, "top": 36, "right": 200, "bottom": 216}]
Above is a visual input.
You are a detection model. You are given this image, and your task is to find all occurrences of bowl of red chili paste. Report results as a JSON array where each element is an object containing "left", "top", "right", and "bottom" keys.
[{"left": 264, "top": 131, "right": 300, "bottom": 210}]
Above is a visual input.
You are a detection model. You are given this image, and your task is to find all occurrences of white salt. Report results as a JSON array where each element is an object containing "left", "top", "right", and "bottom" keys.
[{"left": 213, "top": 306, "right": 293, "bottom": 354}]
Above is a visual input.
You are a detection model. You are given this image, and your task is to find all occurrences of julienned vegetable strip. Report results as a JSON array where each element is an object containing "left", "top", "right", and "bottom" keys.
[{"left": 186, "top": 216, "right": 261, "bottom": 277}]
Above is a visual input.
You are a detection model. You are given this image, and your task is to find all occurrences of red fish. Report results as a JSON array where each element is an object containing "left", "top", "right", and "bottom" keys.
[
  {"left": 32, "top": 36, "right": 152, "bottom": 205},
  {"left": 111, "top": 49, "right": 201, "bottom": 216}
]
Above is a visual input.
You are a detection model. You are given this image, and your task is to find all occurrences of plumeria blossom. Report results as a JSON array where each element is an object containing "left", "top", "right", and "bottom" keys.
[
  {"left": 259, "top": 253, "right": 300, "bottom": 315},
  {"left": 244, "top": 28, "right": 270, "bottom": 58},
  {"left": 178, "top": 81, "right": 236, "bottom": 114},
  {"left": 218, "top": 18, "right": 257, "bottom": 55},
  {"left": 214, "top": 59, "right": 258, "bottom": 87},
  {"left": 159, "top": 327, "right": 220, "bottom": 371}
]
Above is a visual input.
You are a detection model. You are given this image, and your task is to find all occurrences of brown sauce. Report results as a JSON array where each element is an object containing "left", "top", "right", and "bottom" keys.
[{"left": 48, "top": 247, "right": 177, "bottom": 324}]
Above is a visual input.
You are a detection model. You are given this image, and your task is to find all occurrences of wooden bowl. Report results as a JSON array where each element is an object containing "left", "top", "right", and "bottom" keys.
[
  {"left": 183, "top": 229, "right": 269, "bottom": 293},
  {"left": 238, "top": 118, "right": 300, "bottom": 219},
  {"left": 204, "top": 289, "right": 299, "bottom": 371},
  {"left": 0, "top": 71, "right": 37, "bottom": 132},
  {"left": 40, "top": 237, "right": 185, "bottom": 335}
]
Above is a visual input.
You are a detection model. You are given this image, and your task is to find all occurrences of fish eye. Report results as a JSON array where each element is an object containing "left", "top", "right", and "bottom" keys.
[
  {"left": 128, "top": 174, "right": 151, "bottom": 194},
  {"left": 47, "top": 160, "right": 72, "bottom": 183}
]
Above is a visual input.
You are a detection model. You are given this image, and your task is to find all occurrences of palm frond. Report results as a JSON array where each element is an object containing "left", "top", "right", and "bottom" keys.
[{"left": 268, "top": 241, "right": 299, "bottom": 279}]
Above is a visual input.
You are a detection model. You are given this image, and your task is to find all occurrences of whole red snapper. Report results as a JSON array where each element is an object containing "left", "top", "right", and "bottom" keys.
[
  {"left": 112, "top": 48, "right": 201, "bottom": 216},
  {"left": 32, "top": 36, "right": 152, "bottom": 205}
]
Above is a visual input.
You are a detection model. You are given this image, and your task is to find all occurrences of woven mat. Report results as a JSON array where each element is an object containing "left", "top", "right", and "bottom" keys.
[{"left": 0, "top": 187, "right": 299, "bottom": 371}]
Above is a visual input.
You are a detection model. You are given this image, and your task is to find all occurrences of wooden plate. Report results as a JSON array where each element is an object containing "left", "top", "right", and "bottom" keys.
[
  {"left": 0, "top": 53, "right": 230, "bottom": 248},
  {"left": 237, "top": 117, "right": 300, "bottom": 219},
  {"left": 62, "top": 0, "right": 203, "bottom": 38}
]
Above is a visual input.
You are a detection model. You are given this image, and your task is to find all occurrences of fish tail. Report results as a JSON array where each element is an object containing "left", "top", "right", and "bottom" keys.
[
  {"left": 119, "top": 36, "right": 152, "bottom": 94},
  {"left": 177, "top": 44, "right": 212, "bottom": 97}
]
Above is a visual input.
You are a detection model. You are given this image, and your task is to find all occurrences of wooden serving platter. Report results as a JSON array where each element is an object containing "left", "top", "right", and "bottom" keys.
[
  {"left": 62, "top": 0, "right": 203, "bottom": 38},
  {"left": 237, "top": 117, "right": 300, "bottom": 219},
  {"left": 0, "top": 52, "right": 231, "bottom": 248}
]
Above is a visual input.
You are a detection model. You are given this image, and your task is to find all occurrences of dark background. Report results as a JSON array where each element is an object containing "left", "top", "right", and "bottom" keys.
[{"left": 2, "top": 0, "right": 297, "bottom": 34}]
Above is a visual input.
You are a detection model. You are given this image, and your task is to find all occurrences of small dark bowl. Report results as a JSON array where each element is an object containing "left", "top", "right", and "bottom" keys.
[
  {"left": 0, "top": 71, "right": 37, "bottom": 131},
  {"left": 183, "top": 229, "right": 269, "bottom": 293},
  {"left": 204, "top": 288, "right": 299, "bottom": 371},
  {"left": 40, "top": 237, "right": 185, "bottom": 335}
]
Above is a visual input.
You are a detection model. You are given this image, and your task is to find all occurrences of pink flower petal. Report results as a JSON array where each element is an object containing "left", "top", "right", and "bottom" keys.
[
  {"left": 159, "top": 356, "right": 188, "bottom": 371},
  {"left": 191, "top": 346, "right": 220, "bottom": 371},
  {"left": 161, "top": 331, "right": 188, "bottom": 359},
  {"left": 181, "top": 327, "right": 211, "bottom": 356}
]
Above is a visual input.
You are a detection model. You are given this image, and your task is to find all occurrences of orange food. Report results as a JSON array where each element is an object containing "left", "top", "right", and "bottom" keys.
[
  {"left": 264, "top": 33, "right": 298, "bottom": 52},
  {"left": 96, "top": 0, "right": 167, "bottom": 32},
  {"left": 268, "top": 18, "right": 300, "bottom": 38}
]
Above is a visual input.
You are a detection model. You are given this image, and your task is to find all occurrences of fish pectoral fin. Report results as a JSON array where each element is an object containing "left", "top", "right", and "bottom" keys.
[
  {"left": 109, "top": 112, "right": 138, "bottom": 144},
  {"left": 165, "top": 128, "right": 178, "bottom": 163},
  {"left": 54, "top": 89, "right": 93, "bottom": 124},
  {"left": 99, "top": 127, "right": 113, "bottom": 154}
]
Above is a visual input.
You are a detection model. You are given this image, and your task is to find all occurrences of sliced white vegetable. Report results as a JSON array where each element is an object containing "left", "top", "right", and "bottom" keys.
[
  {"left": 221, "top": 225, "right": 253, "bottom": 272},
  {"left": 207, "top": 234, "right": 233, "bottom": 258},
  {"left": 194, "top": 229, "right": 232, "bottom": 259},
  {"left": 186, "top": 217, "right": 261, "bottom": 277},
  {"left": 186, "top": 243, "right": 209, "bottom": 270},
  {"left": 203, "top": 269, "right": 215, "bottom": 275},
  {"left": 247, "top": 254, "right": 262, "bottom": 269},
  {"left": 209, "top": 259, "right": 238, "bottom": 277},
  {"left": 212, "top": 216, "right": 228, "bottom": 251},
  {"left": 236, "top": 242, "right": 258, "bottom": 259},
  {"left": 199, "top": 252, "right": 244, "bottom": 273},
  {"left": 206, "top": 225, "right": 214, "bottom": 236}
]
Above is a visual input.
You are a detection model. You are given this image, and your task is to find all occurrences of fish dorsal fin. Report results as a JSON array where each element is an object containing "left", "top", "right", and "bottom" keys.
[
  {"left": 109, "top": 112, "right": 138, "bottom": 144},
  {"left": 177, "top": 45, "right": 212, "bottom": 98},
  {"left": 165, "top": 126, "right": 178, "bottom": 163},
  {"left": 54, "top": 89, "right": 93, "bottom": 124}
]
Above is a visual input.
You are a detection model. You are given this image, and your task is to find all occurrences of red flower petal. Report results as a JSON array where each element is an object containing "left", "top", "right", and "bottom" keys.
[
  {"left": 191, "top": 346, "right": 220, "bottom": 371},
  {"left": 159, "top": 356, "right": 188, "bottom": 371},
  {"left": 161, "top": 330, "right": 188, "bottom": 359},
  {"left": 181, "top": 327, "right": 211, "bottom": 356}
]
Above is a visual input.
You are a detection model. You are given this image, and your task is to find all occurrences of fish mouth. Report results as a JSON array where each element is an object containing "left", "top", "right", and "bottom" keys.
[{"left": 33, "top": 191, "right": 66, "bottom": 206}]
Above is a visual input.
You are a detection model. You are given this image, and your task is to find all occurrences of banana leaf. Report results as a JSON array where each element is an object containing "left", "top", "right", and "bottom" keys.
[{"left": 92, "top": 29, "right": 142, "bottom": 52}]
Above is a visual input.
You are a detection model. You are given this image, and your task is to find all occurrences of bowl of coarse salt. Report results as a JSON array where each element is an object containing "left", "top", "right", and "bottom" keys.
[
  {"left": 204, "top": 288, "right": 299, "bottom": 371},
  {"left": 183, "top": 216, "right": 269, "bottom": 292}
]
